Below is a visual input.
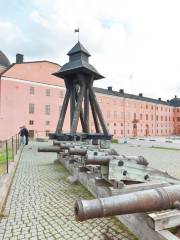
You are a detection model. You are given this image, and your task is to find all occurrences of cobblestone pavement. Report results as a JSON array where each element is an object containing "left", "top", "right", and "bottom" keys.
[
  {"left": 112, "top": 143, "right": 180, "bottom": 179},
  {"left": 0, "top": 141, "right": 137, "bottom": 240}
]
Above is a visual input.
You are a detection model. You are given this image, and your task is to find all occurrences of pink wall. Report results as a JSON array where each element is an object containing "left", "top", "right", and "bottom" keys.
[{"left": 0, "top": 61, "right": 178, "bottom": 140}]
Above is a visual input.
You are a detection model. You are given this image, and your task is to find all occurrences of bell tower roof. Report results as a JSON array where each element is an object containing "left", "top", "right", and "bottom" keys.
[{"left": 53, "top": 41, "right": 104, "bottom": 80}]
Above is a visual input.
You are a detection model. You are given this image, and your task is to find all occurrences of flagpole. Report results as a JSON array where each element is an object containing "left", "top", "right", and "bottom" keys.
[{"left": 75, "top": 28, "right": 80, "bottom": 42}]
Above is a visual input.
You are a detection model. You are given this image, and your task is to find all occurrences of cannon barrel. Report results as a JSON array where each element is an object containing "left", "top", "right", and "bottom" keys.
[
  {"left": 85, "top": 155, "right": 111, "bottom": 165},
  {"left": 69, "top": 147, "right": 87, "bottom": 156},
  {"left": 69, "top": 148, "right": 119, "bottom": 157},
  {"left": 74, "top": 184, "right": 180, "bottom": 221},
  {"left": 38, "top": 146, "right": 62, "bottom": 152},
  {"left": 85, "top": 155, "right": 148, "bottom": 166}
]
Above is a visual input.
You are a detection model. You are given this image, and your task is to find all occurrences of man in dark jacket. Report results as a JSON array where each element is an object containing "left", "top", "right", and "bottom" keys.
[
  {"left": 19, "top": 127, "right": 25, "bottom": 145},
  {"left": 23, "top": 126, "right": 29, "bottom": 145}
]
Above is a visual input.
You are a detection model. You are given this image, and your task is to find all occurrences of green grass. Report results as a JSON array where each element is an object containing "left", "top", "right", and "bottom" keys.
[
  {"left": 151, "top": 146, "right": 180, "bottom": 151},
  {"left": 0, "top": 149, "right": 13, "bottom": 163},
  {"left": 111, "top": 139, "right": 119, "bottom": 144},
  {"left": 0, "top": 149, "right": 14, "bottom": 175}
]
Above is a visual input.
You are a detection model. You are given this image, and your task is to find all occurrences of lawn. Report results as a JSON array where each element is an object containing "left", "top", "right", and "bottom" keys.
[{"left": 0, "top": 149, "right": 13, "bottom": 176}]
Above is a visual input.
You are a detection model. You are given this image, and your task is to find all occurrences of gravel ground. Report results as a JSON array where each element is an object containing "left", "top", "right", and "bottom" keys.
[{"left": 112, "top": 143, "right": 180, "bottom": 179}]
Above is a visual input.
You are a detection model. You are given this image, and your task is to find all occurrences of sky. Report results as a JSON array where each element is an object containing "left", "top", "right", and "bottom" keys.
[{"left": 0, "top": 0, "right": 180, "bottom": 100}]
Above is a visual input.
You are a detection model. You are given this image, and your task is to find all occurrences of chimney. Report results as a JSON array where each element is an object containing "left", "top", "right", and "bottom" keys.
[
  {"left": 119, "top": 89, "right": 124, "bottom": 94},
  {"left": 158, "top": 97, "right": 161, "bottom": 101},
  {"left": 167, "top": 99, "right": 170, "bottom": 103},
  {"left": 139, "top": 93, "right": 143, "bottom": 97},
  {"left": 108, "top": 86, "right": 112, "bottom": 91},
  {"left": 16, "top": 54, "right": 24, "bottom": 64},
  {"left": 175, "top": 95, "right": 177, "bottom": 98}
]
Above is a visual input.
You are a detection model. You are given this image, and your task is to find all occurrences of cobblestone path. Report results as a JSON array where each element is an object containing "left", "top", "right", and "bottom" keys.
[{"left": 0, "top": 141, "right": 136, "bottom": 240}]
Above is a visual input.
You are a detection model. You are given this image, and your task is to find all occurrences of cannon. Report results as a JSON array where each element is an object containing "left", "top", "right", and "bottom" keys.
[
  {"left": 38, "top": 142, "right": 81, "bottom": 152},
  {"left": 68, "top": 147, "right": 119, "bottom": 157},
  {"left": 53, "top": 140, "right": 87, "bottom": 147},
  {"left": 74, "top": 184, "right": 180, "bottom": 221},
  {"left": 85, "top": 155, "right": 148, "bottom": 166},
  {"left": 38, "top": 146, "right": 62, "bottom": 152}
]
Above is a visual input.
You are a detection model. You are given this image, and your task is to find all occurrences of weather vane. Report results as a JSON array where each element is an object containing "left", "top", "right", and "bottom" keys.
[{"left": 75, "top": 28, "right": 80, "bottom": 41}]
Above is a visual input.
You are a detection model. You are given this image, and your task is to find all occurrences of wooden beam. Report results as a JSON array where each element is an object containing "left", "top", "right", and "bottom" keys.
[
  {"left": 56, "top": 88, "right": 70, "bottom": 133},
  {"left": 84, "top": 86, "right": 90, "bottom": 133},
  {"left": 89, "top": 86, "right": 108, "bottom": 135},
  {"left": 71, "top": 83, "right": 85, "bottom": 133},
  {"left": 157, "top": 230, "right": 180, "bottom": 240},
  {"left": 148, "top": 210, "right": 180, "bottom": 231},
  {"left": 89, "top": 93, "right": 101, "bottom": 133}
]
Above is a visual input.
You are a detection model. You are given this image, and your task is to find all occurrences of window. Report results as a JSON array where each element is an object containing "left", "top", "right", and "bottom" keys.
[
  {"left": 98, "top": 98, "right": 102, "bottom": 103},
  {"left": 45, "top": 105, "right": 50, "bottom": 115},
  {"left": 161, "top": 116, "right": 163, "bottom": 121},
  {"left": 177, "top": 117, "right": 180, "bottom": 122},
  {"left": 146, "top": 114, "right": 148, "bottom": 120},
  {"left": 121, "top": 123, "right": 123, "bottom": 126},
  {"left": 121, "top": 130, "right": 123, "bottom": 135},
  {"left": 29, "top": 130, "right": 34, "bottom": 138},
  {"left": 29, "top": 103, "right": 35, "bottom": 114},
  {"left": 60, "top": 90, "right": 64, "bottom": 98},
  {"left": 107, "top": 111, "right": 110, "bottom": 118},
  {"left": 30, "top": 87, "right": 34, "bottom": 95},
  {"left": 114, "top": 130, "right": 116, "bottom": 134},
  {"left": 134, "top": 113, "right": 136, "bottom": 119},
  {"left": 151, "top": 115, "right": 153, "bottom": 121},
  {"left": 140, "top": 114, "right": 142, "bottom": 120},
  {"left": 46, "top": 130, "right": 50, "bottom": 137},
  {"left": 114, "top": 123, "right": 116, "bottom": 126},
  {"left": 151, "top": 106, "right": 153, "bottom": 110},
  {"left": 46, "top": 121, "right": 50, "bottom": 125},
  {"left": 114, "top": 111, "right": 117, "bottom": 119},
  {"left": 156, "top": 115, "right": 158, "bottom": 121},
  {"left": 29, "top": 120, "right": 34, "bottom": 125},
  {"left": 146, "top": 105, "right": 148, "bottom": 109},
  {"left": 46, "top": 89, "right": 50, "bottom": 96}
]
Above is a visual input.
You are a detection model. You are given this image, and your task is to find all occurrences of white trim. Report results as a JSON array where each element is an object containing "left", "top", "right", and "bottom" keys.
[{"left": 1, "top": 76, "right": 66, "bottom": 89}]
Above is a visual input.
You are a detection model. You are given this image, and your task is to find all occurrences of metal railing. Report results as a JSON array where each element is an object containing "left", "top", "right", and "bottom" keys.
[{"left": 0, "top": 134, "right": 20, "bottom": 176}]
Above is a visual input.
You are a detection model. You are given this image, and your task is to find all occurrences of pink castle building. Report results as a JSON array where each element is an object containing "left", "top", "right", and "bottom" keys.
[{"left": 0, "top": 47, "right": 180, "bottom": 141}]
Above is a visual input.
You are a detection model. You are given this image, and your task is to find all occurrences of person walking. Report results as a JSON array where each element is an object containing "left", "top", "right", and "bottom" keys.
[
  {"left": 23, "top": 126, "right": 29, "bottom": 145},
  {"left": 19, "top": 126, "right": 25, "bottom": 145}
]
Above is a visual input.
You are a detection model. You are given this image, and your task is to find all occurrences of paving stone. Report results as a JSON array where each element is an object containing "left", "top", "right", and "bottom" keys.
[{"left": 0, "top": 141, "right": 137, "bottom": 240}]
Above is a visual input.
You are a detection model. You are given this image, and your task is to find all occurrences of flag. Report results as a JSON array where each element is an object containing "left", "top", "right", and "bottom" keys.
[
  {"left": 75, "top": 28, "right": 79, "bottom": 33},
  {"left": 129, "top": 74, "right": 133, "bottom": 80}
]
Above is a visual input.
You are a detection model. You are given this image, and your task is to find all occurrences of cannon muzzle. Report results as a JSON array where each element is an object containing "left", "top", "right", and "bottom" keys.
[
  {"left": 38, "top": 146, "right": 62, "bottom": 152},
  {"left": 74, "top": 184, "right": 180, "bottom": 221}
]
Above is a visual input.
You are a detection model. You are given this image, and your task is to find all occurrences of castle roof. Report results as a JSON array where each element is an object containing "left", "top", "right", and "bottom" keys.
[{"left": 0, "top": 50, "right": 10, "bottom": 68}]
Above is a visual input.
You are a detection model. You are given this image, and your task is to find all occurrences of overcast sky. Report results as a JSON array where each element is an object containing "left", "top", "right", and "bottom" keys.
[{"left": 1, "top": 0, "right": 180, "bottom": 100}]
